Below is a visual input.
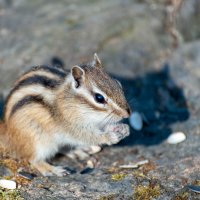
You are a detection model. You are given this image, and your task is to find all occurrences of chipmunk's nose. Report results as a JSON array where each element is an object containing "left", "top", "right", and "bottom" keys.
[{"left": 127, "top": 107, "right": 132, "bottom": 116}]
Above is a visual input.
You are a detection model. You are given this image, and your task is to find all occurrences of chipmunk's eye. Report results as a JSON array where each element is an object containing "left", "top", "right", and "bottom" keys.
[{"left": 94, "top": 93, "right": 105, "bottom": 104}]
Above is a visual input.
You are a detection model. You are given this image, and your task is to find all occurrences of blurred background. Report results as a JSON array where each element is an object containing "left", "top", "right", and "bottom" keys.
[{"left": 0, "top": 0, "right": 199, "bottom": 90}]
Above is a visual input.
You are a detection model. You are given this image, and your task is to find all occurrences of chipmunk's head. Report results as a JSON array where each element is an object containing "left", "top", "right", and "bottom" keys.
[{"left": 66, "top": 54, "right": 131, "bottom": 127}]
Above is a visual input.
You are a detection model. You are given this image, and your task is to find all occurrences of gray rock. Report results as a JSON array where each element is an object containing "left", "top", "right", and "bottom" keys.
[{"left": 0, "top": 165, "right": 13, "bottom": 177}]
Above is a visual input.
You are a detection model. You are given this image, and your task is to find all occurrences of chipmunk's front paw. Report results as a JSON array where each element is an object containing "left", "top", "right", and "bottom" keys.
[{"left": 105, "top": 123, "right": 130, "bottom": 145}]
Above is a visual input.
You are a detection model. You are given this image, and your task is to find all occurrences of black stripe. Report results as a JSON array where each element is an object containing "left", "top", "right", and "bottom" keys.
[
  {"left": 5, "top": 75, "right": 61, "bottom": 113},
  {"left": 10, "top": 95, "right": 51, "bottom": 118},
  {"left": 25, "top": 66, "right": 66, "bottom": 79}
]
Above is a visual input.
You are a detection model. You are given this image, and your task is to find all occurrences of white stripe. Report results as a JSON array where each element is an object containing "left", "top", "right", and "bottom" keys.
[{"left": 15, "top": 70, "right": 60, "bottom": 85}]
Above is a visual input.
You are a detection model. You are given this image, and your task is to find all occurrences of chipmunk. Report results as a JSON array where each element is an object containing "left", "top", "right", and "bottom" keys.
[{"left": 0, "top": 54, "right": 131, "bottom": 176}]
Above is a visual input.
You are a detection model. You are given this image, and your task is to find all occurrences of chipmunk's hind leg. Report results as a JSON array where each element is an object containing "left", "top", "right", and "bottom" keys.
[{"left": 31, "top": 160, "right": 70, "bottom": 176}]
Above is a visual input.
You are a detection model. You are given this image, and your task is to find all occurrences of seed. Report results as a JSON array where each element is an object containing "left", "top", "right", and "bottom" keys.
[
  {"left": 167, "top": 132, "right": 186, "bottom": 144},
  {"left": 129, "top": 112, "right": 143, "bottom": 131}
]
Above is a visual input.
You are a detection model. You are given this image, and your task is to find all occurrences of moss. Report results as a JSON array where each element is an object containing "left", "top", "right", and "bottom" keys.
[
  {"left": 173, "top": 191, "right": 189, "bottom": 200},
  {"left": 133, "top": 184, "right": 161, "bottom": 200},
  {"left": 132, "top": 171, "right": 148, "bottom": 179},
  {"left": 193, "top": 180, "right": 200, "bottom": 186},
  {"left": 111, "top": 173, "right": 126, "bottom": 181},
  {"left": 0, "top": 189, "right": 23, "bottom": 200},
  {"left": 99, "top": 194, "right": 115, "bottom": 200}
]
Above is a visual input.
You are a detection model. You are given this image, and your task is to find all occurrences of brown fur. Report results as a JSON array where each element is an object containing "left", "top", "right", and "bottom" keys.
[{"left": 0, "top": 122, "right": 7, "bottom": 150}]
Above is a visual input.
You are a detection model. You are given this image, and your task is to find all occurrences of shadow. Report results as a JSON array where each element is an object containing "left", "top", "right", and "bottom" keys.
[{"left": 114, "top": 63, "right": 190, "bottom": 146}]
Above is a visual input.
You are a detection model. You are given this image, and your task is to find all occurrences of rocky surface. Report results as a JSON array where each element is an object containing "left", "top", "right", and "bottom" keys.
[{"left": 0, "top": 0, "right": 200, "bottom": 199}]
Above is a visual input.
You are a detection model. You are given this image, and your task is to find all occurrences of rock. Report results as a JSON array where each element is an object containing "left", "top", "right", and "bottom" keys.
[
  {"left": 80, "top": 167, "right": 94, "bottom": 175},
  {"left": 0, "top": 180, "right": 16, "bottom": 190},
  {"left": 17, "top": 171, "right": 35, "bottom": 181}
]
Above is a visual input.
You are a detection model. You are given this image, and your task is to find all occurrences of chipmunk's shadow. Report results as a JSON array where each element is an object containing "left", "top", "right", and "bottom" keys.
[{"left": 113, "top": 64, "right": 190, "bottom": 146}]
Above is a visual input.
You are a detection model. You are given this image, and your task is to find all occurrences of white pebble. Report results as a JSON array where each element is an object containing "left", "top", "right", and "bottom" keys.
[
  {"left": 119, "top": 164, "right": 138, "bottom": 169},
  {"left": 129, "top": 112, "right": 143, "bottom": 131},
  {"left": 119, "top": 160, "right": 149, "bottom": 169},
  {"left": 136, "top": 160, "right": 149, "bottom": 165},
  {"left": 0, "top": 180, "right": 17, "bottom": 190},
  {"left": 167, "top": 132, "right": 186, "bottom": 144}
]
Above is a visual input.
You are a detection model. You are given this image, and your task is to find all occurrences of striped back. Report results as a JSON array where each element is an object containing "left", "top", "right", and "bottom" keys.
[{"left": 5, "top": 66, "right": 67, "bottom": 121}]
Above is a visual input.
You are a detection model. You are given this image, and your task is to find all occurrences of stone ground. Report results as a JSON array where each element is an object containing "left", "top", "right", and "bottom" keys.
[{"left": 0, "top": 0, "right": 200, "bottom": 199}]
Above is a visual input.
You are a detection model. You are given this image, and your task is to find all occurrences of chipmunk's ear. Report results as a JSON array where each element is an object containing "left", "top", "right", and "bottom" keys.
[
  {"left": 92, "top": 53, "right": 102, "bottom": 68},
  {"left": 71, "top": 65, "right": 85, "bottom": 88}
]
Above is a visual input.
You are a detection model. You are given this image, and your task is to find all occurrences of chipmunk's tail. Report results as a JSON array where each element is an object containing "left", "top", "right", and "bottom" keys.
[{"left": 0, "top": 121, "right": 7, "bottom": 149}]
